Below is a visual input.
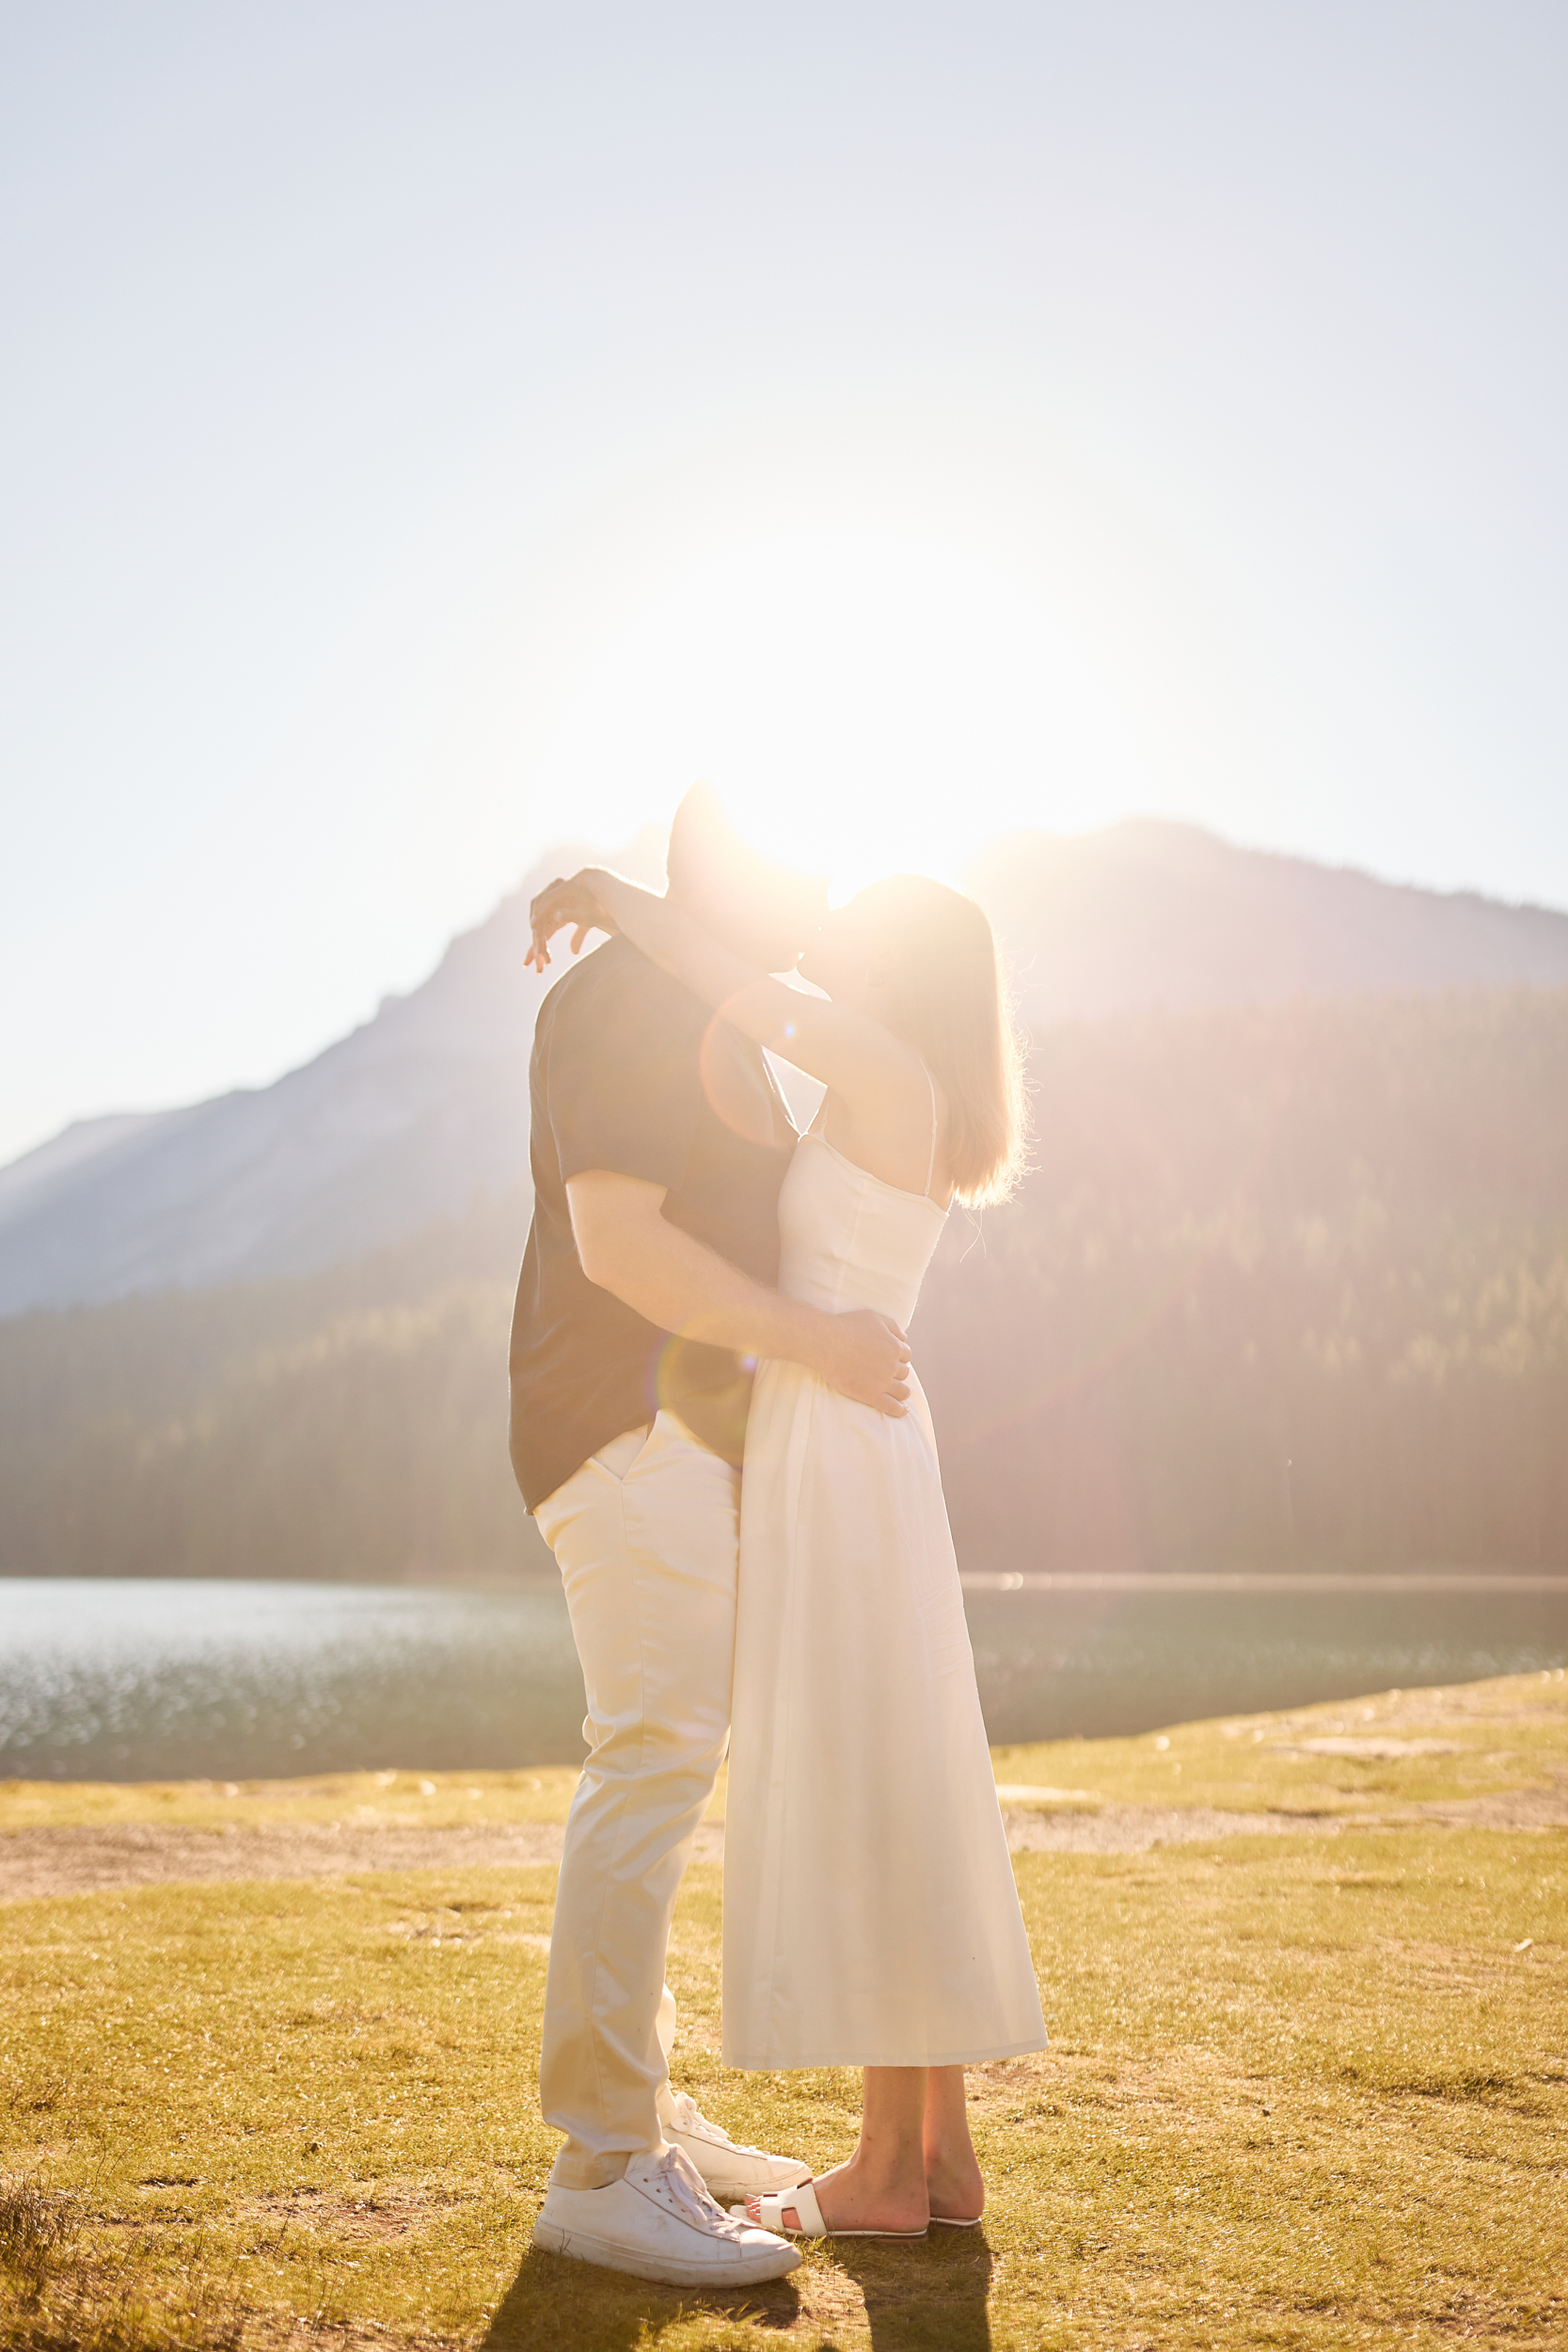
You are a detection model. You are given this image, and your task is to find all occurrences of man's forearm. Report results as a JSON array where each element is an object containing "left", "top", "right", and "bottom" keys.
[
  {"left": 564, "top": 1168, "right": 909, "bottom": 1412},
  {"left": 586, "top": 1211, "right": 827, "bottom": 1367}
]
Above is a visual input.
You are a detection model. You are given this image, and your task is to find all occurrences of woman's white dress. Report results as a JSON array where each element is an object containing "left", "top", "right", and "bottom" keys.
[{"left": 722, "top": 1128, "right": 1048, "bottom": 2070}]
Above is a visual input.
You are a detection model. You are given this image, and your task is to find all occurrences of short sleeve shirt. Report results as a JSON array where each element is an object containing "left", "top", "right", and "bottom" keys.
[{"left": 508, "top": 936, "right": 797, "bottom": 1512}]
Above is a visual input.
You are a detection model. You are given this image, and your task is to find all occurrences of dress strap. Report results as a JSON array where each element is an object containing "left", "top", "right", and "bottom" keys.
[{"left": 921, "top": 1060, "right": 940, "bottom": 1201}]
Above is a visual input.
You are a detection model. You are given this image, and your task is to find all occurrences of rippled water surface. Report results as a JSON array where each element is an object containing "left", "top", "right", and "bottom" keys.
[
  {"left": 2, "top": 1577, "right": 1564, "bottom": 1780},
  {"left": 0, "top": 1581, "right": 586, "bottom": 1781}
]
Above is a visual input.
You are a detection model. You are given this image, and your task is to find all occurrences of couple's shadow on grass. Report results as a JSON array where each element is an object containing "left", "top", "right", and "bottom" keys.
[{"left": 481, "top": 2227, "right": 993, "bottom": 2351}]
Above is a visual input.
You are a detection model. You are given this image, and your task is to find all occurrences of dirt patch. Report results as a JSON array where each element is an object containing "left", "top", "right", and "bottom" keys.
[
  {"left": 1001, "top": 1804, "right": 1344, "bottom": 1854},
  {"left": 1274, "top": 1736, "right": 1462, "bottom": 1759},
  {"left": 0, "top": 1821, "right": 565, "bottom": 1900},
  {"left": 231, "top": 2325, "right": 447, "bottom": 2352},
  {"left": 963, "top": 2053, "right": 1055, "bottom": 2110},
  {"left": 3, "top": 1808, "right": 1281, "bottom": 1893},
  {"left": 0, "top": 1819, "right": 721, "bottom": 1900},
  {"left": 6, "top": 1773, "right": 1563, "bottom": 1900},
  {"left": 1413, "top": 1779, "right": 1568, "bottom": 1832},
  {"left": 241, "top": 2189, "right": 453, "bottom": 2242},
  {"left": 1003, "top": 1774, "right": 1568, "bottom": 1852}
]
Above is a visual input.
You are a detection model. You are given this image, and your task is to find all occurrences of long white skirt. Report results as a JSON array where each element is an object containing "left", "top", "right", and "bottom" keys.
[{"left": 721, "top": 1359, "right": 1049, "bottom": 2070}]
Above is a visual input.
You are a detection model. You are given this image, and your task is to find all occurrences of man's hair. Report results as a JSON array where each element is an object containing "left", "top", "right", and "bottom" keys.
[
  {"left": 665, "top": 783, "right": 732, "bottom": 892},
  {"left": 665, "top": 785, "right": 827, "bottom": 951}
]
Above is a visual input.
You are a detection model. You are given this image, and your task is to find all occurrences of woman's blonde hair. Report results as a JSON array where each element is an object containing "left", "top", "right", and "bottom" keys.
[{"left": 857, "top": 876, "right": 1027, "bottom": 1205}]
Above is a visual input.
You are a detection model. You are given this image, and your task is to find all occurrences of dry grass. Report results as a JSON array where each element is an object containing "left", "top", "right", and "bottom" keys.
[
  {"left": 0, "top": 2177, "right": 80, "bottom": 2303},
  {"left": 2, "top": 1673, "right": 1565, "bottom": 2349}
]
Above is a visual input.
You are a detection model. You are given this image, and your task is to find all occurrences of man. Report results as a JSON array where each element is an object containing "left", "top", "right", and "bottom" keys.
[{"left": 509, "top": 788, "right": 911, "bottom": 2288}]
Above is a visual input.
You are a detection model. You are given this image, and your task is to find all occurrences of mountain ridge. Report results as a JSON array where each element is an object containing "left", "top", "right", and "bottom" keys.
[
  {"left": 3, "top": 817, "right": 1567, "bottom": 1317},
  {"left": 969, "top": 820, "right": 1568, "bottom": 1023}
]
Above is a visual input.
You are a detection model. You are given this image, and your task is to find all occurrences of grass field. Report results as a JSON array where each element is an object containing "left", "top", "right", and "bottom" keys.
[{"left": 2, "top": 1672, "right": 1565, "bottom": 2350}]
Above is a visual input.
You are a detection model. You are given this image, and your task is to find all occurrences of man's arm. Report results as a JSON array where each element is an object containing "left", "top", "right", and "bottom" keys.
[
  {"left": 530, "top": 867, "right": 912, "bottom": 1112},
  {"left": 567, "top": 1170, "right": 911, "bottom": 1416}
]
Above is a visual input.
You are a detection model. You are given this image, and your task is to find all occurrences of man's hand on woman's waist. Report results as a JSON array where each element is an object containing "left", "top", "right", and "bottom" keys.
[
  {"left": 804, "top": 1308, "right": 911, "bottom": 1417},
  {"left": 566, "top": 1169, "right": 910, "bottom": 1417}
]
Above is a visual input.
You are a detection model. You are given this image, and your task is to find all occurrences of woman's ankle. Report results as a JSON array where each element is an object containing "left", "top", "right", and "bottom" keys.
[
  {"left": 808, "top": 2151, "right": 930, "bottom": 2231},
  {"left": 925, "top": 2144, "right": 985, "bottom": 2203},
  {"left": 848, "top": 2140, "right": 929, "bottom": 2199}
]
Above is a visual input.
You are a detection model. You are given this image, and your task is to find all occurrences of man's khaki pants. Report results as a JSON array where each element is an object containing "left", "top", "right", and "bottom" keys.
[{"left": 533, "top": 1411, "right": 739, "bottom": 2189}]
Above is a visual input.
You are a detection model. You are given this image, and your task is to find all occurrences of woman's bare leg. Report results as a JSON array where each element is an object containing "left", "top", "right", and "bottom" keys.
[
  {"left": 747, "top": 2066, "right": 931, "bottom": 2233},
  {"left": 923, "top": 2066, "right": 985, "bottom": 2220}
]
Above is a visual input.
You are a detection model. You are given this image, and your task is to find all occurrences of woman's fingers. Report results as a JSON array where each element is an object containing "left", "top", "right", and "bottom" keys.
[
  {"left": 526, "top": 876, "right": 600, "bottom": 973},
  {"left": 529, "top": 875, "right": 608, "bottom": 973},
  {"left": 876, "top": 1315, "right": 911, "bottom": 1406}
]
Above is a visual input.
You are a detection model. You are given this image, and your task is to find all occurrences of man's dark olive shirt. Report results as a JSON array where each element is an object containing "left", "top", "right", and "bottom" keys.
[{"left": 508, "top": 935, "right": 797, "bottom": 1514}]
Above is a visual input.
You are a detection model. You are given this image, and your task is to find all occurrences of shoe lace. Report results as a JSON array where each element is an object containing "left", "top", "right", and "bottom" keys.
[
  {"left": 666, "top": 2091, "right": 767, "bottom": 2161},
  {"left": 657, "top": 2146, "right": 748, "bottom": 2239}
]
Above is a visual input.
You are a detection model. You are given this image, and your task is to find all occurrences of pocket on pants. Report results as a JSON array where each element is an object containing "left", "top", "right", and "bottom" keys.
[
  {"left": 534, "top": 1425, "right": 655, "bottom": 1552},
  {"left": 590, "top": 1423, "right": 656, "bottom": 1482}
]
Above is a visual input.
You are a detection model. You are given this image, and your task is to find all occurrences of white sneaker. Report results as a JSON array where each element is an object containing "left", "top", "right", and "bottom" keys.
[
  {"left": 657, "top": 2087, "right": 813, "bottom": 2203},
  {"left": 531, "top": 2144, "right": 800, "bottom": 2287}
]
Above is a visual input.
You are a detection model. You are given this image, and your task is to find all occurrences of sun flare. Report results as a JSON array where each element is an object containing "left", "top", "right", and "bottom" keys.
[{"left": 524, "top": 521, "right": 1130, "bottom": 900}]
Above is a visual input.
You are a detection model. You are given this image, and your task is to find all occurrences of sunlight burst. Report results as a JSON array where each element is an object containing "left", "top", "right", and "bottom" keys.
[{"left": 524, "top": 522, "right": 1128, "bottom": 898}]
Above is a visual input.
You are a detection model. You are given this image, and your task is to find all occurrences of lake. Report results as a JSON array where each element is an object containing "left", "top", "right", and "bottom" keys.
[{"left": 2, "top": 1574, "right": 1565, "bottom": 1782}]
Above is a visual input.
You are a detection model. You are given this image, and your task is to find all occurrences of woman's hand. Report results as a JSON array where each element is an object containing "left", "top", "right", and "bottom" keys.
[{"left": 525, "top": 871, "right": 616, "bottom": 973}]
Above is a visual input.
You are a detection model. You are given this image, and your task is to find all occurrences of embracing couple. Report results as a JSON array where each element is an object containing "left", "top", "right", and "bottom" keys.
[{"left": 508, "top": 787, "right": 1046, "bottom": 2288}]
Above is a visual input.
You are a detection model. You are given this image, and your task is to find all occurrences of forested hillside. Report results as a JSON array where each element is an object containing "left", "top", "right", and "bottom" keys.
[
  {"left": 919, "top": 985, "right": 1568, "bottom": 1570},
  {"left": 0, "top": 1192, "right": 541, "bottom": 1584},
  {"left": 3, "top": 985, "right": 1565, "bottom": 1582}
]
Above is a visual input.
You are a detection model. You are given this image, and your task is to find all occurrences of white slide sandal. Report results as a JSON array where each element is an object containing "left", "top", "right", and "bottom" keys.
[
  {"left": 733, "top": 2179, "right": 928, "bottom": 2241},
  {"left": 930, "top": 2212, "right": 984, "bottom": 2229}
]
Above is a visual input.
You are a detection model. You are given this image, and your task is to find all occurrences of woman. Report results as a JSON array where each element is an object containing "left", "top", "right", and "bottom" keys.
[{"left": 529, "top": 860, "right": 1047, "bottom": 2239}]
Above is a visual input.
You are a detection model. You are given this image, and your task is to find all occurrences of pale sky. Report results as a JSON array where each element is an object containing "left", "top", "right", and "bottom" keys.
[{"left": 3, "top": 2, "right": 1565, "bottom": 1165}]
